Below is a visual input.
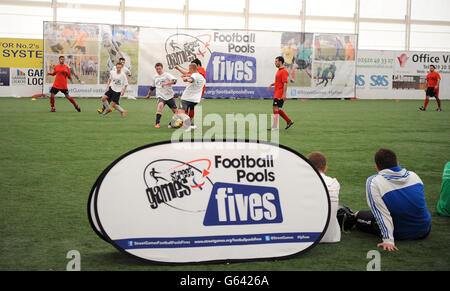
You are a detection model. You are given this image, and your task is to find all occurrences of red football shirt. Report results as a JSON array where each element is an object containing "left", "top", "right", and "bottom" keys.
[
  {"left": 198, "top": 67, "right": 206, "bottom": 96},
  {"left": 426, "top": 71, "right": 440, "bottom": 87},
  {"left": 274, "top": 68, "right": 288, "bottom": 99},
  {"left": 50, "top": 64, "right": 71, "bottom": 89}
]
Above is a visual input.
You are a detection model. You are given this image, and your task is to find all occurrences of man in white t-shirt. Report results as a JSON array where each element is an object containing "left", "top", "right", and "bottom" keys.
[
  {"left": 113, "top": 57, "right": 131, "bottom": 77},
  {"left": 146, "top": 63, "right": 177, "bottom": 128},
  {"left": 177, "top": 63, "right": 206, "bottom": 131},
  {"left": 307, "top": 152, "right": 341, "bottom": 243},
  {"left": 101, "top": 63, "right": 128, "bottom": 117},
  {"left": 98, "top": 57, "right": 132, "bottom": 113}
]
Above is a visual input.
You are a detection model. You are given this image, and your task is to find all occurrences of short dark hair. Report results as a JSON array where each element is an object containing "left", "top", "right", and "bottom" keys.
[
  {"left": 119, "top": 57, "right": 125, "bottom": 61},
  {"left": 430, "top": 65, "right": 436, "bottom": 69},
  {"left": 116, "top": 62, "right": 123, "bottom": 66},
  {"left": 374, "top": 148, "right": 398, "bottom": 170},
  {"left": 155, "top": 62, "right": 163, "bottom": 68},
  {"left": 191, "top": 59, "right": 202, "bottom": 67},
  {"left": 275, "top": 56, "right": 284, "bottom": 63},
  {"left": 307, "top": 152, "right": 327, "bottom": 172},
  {"left": 59, "top": 56, "right": 65, "bottom": 59}
]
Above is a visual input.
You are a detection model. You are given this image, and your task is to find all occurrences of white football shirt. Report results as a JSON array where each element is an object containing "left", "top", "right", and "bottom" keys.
[
  {"left": 112, "top": 65, "right": 131, "bottom": 77},
  {"left": 319, "top": 173, "right": 341, "bottom": 243},
  {"left": 180, "top": 72, "right": 206, "bottom": 103},
  {"left": 152, "top": 72, "right": 177, "bottom": 100},
  {"left": 109, "top": 70, "right": 128, "bottom": 93}
]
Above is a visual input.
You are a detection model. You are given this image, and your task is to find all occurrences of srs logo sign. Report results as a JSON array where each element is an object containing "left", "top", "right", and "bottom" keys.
[
  {"left": 203, "top": 182, "right": 283, "bottom": 226},
  {"left": 356, "top": 75, "right": 389, "bottom": 87},
  {"left": 369, "top": 75, "right": 389, "bottom": 87},
  {"left": 355, "top": 75, "right": 365, "bottom": 86},
  {"left": 206, "top": 52, "right": 256, "bottom": 83}
]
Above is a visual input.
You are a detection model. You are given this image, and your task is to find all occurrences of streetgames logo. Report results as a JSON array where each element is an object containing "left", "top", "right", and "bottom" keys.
[
  {"left": 165, "top": 33, "right": 212, "bottom": 70},
  {"left": 143, "top": 159, "right": 213, "bottom": 212}
]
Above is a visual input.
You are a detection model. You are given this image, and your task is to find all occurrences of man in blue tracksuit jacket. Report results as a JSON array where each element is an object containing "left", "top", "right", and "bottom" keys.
[{"left": 353, "top": 148, "right": 431, "bottom": 251}]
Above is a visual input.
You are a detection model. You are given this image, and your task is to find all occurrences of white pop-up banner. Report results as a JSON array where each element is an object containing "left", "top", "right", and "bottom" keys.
[
  {"left": 88, "top": 140, "right": 330, "bottom": 264},
  {"left": 356, "top": 50, "right": 450, "bottom": 100}
]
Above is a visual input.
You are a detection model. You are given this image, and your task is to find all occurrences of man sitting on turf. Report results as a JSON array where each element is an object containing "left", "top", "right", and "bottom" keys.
[
  {"left": 307, "top": 152, "right": 341, "bottom": 243},
  {"left": 339, "top": 148, "right": 431, "bottom": 251}
]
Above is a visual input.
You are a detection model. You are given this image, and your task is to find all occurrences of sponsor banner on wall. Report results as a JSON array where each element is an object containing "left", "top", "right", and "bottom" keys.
[
  {"left": 88, "top": 140, "right": 330, "bottom": 264},
  {"left": 0, "top": 38, "right": 43, "bottom": 97},
  {"left": 356, "top": 50, "right": 450, "bottom": 99},
  {"left": 138, "top": 28, "right": 357, "bottom": 99},
  {"left": 43, "top": 22, "right": 139, "bottom": 97},
  {"left": 43, "top": 22, "right": 356, "bottom": 98}
]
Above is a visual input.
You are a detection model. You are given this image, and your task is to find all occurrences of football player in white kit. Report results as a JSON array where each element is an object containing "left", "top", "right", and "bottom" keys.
[
  {"left": 100, "top": 63, "right": 128, "bottom": 117},
  {"left": 98, "top": 57, "right": 131, "bottom": 113},
  {"left": 145, "top": 63, "right": 178, "bottom": 128},
  {"left": 178, "top": 63, "right": 206, "bottom": 132}
]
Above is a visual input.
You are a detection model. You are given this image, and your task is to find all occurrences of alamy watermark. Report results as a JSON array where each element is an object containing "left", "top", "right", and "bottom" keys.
[
  {"left": 66, "top": 250, "right": 81, "bottom": 271},
  {"left": 366, "top": 250, "right": 381, "bottom": 271},
  {"left": 169, "top": 105, "right": 280, "bottom": 157}
]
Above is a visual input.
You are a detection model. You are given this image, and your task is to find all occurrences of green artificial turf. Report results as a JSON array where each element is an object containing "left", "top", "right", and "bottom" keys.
[{"left": 0, "top": 97, "right": 449, "bottom": 271}]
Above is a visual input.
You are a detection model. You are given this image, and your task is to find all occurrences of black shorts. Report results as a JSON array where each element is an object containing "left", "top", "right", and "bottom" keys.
[
  {"left": 273, "top": 98, "right": 284, "bottom": 108},
  {"left": 105, "top": 88, "right": 121, "bottom": 105},
  {"left": 50, "top": 87, "right": 69, "bottom": 95},
  {"left": 426, "top": 87, "right": 438, "bottom": 97},
  {"left": 179, "top": 100, "right": 197, "bottom": 112},
  {"left": 158, "top": 97, "right": 177, "bottom": 110}
]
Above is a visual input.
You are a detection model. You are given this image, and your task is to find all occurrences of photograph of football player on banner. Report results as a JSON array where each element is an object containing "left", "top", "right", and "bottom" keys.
[
  {"left": 44, "top": 22, "right": 100, "bottom": 86},
  {"left": 99, "top": 25, "right": 139, "bottom": 85},
  {"left": 283, "top": 33, "right": 357, "bottom": 98},
  {"left": 280, "top": 32, "right": 314, "bottom": 87},
  {"left": 43, "top": 22, "right": 139, "bottom": 97}
]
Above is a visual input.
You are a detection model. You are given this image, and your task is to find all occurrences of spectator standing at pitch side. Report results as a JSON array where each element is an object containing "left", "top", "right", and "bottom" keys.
[{"left": 419, "top": 65, "right": 442, "bottom": 111}]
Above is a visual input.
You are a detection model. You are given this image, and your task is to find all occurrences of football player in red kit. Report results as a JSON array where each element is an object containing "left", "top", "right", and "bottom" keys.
[
  {"left": 419, "top": 65, "right": 442, "bottom": 112},
  {"left": 267, "top": 56, "right": 294, "bottom": 130},
  {"left": 47, "top": 56, "right": 81, "bottom": 112}
]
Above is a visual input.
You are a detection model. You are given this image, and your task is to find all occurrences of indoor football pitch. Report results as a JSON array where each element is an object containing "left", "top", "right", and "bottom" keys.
[{"left": 0, "top": 97, "right": 449, "bottom": 271}]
